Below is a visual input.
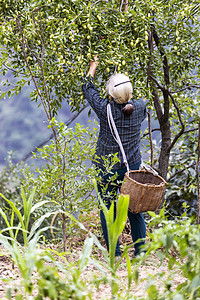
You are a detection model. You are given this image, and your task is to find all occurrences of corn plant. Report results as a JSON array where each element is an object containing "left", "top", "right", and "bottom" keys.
[
  {"left": 0, "top": 186, "right": 56, "bottom": 298},
  {"left": 0, "top": 186, "right": 52, "bottom": 247},
  {"left": 93, "top": 179, "right": 130, "bottom": 296}
]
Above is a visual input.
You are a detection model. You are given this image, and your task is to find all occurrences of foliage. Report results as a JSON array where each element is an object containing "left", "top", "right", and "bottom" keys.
[
  {"left": 34, "top": 237, "right": 95, "bottom": 300},
  {"left": 0, "top": 152, "right": 24, "bottom": 202},
  {"left": 0, "top": 190, "right": 131, "bottom": 300},
  {"left": 0, "top": 0, "right": 200, "bottom": 180},
  {"left": 146, "top": 209, "right": 200, "bottom": 299},
  {"left": 0, "top": 186, "right": 52, "bottom": 247},
  {"left": 22, "top": 119, "right": 99, "bottom": 249},
  {"left": 2, "top": 226, "right": 96, "bottom": 299},
  {"left": 166, "top": 134, "right": 198, "bottom": 216},
  {"left": 0, "top": 189, "right": 200, "bottom": 299},
  {"left": 0, "top": 186, "right": 52, "bottom": 299},
  {"left": 0, "top": 152, "right": 28, "bottom": 232},
  {"left": 94, "top": 179, "right": 129, "bottom": 270},
  {"left": 0, "top": 0, "right": 199, "bottom": 107}
]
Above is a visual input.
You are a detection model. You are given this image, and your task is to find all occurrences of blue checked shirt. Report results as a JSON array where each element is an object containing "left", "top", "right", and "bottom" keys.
[{"left": 82, "top": 78, "right": 147, "bottom": 170}]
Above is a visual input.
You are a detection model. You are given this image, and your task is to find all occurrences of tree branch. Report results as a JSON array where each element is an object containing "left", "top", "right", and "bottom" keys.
[
  {"left": 31, "top": 10, "right": 52, "bottom": 120},
  {"left": 2, "top": 63, "right": 27, "bottom": 76},
  {"left": 167, "top": 163, "right": 196, "bottom": 182},
  {"left": 142, "top": 126, "right": 198, "bottom": 139},
  {"left": 119, "top": 0, "right": 124, "bottom": 12},
  {"left": 147, "top": 28, "right": 153, "bottom": 88},
  {"left": 163, "top": 88, "right": 170, "bottom": 123},
  {"left": 2, "top": 5, "right": 51, "bottom": 25},
  {"left": 142, "top": 128, "right": 161, "bottom": 138},
  {"left": 149, "top": 76, "right": 164, "bottom": 91},
  {"left": 16, "top": 18, "right": 49, "bottom": 118},
  {"left": 167, "top": 92, "right": 185, "bottom": 153},
  {"left": 20, "top": 103, "right": 90, "bottom": 162},
  {"left": 148, "top": 109, "right": 154, "bottom": 167},
  {"left": 152, "top": 27, "right": 170, "bottom": 85},
  {"left": 16, "top": 17, "right": 58, "bottom": 143},
  {"left": 152, "top": 88, "right": 163, "bottom": 124},
  {"left": 124, "top": 0, "right": 128, "bottom": 13},
  {"left": 170, "top": 85, "right": 200, "bottom": 94},
  {"left": 183, "top": 127, "right": 199, "bottom": 134},
  {"left": 189, "top": 54, "right": 200, "bottom": 62}
]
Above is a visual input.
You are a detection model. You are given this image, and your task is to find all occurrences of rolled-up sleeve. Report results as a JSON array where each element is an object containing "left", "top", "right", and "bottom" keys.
[{"left": 82, "top": 78, "right": 107, "bottom": 119}]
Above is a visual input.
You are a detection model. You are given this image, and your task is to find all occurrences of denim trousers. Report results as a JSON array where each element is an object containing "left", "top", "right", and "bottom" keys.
[{"left": 97, "top": 160, "right": 146, "bottom": 256}]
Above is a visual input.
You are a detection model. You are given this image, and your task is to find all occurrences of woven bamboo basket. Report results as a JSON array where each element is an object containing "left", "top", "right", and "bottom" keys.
[{"left": 120, "top": 170, "right": 166, "bottom": 213}]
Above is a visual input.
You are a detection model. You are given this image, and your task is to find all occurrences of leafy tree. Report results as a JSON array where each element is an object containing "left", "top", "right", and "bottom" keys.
[
  {"left": 0, "top": 0, "right": 199, "bottom": 181},
  {"left": 23, "top": 119, "right": 99, "bottom": 251}
]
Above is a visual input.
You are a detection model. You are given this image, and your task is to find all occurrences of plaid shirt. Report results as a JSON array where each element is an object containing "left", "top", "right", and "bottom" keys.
[{"left": 82, "top": 78, "right": 147, "bottom": 170}]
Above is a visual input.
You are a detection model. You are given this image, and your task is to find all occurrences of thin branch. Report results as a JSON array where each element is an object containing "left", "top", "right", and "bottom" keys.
[
  {"left": 31, "top": 10, "right": 45, "bottom": 59},
  {"left": 142, "top": 128, "right": 161, "bottom": 138},
  {"left": 39, "top": 12, "right": 46, "bottom": 54},
  {"left": 70, "top": 0, "right": 102, "bottom": 24},
  {"left": 16, "top": 17, "right": 58, "bottom": 143},
  {"left": 152, "top": 88, "right": 163, "bottom": 124},
  {"left": 151, "top": 27, "right": 171, "bottom": 143},
  {"left": 30, "top": 5, "right": 51, "bottom": 14},
  {"left": 149, "top": 76, "right": 164, "bottom": 91},
  {"left": 148, "top": 109, "right": 154, "bottom": 167},
  {"left": 167, "top": 92, "right": 185, "bottom": 153},
  {"left": 20, "top": 103, "right": 90, "bottom": 162},
  {"left": 16, "top": 18, "right": 50, "bottom": 119},
  {"left": 189, "top": 54, "right": 200, "bottom": 62},
  {"left": 152, "top": 27, "right": 170, "bottom": 85},
  {"left": 31, "top": 10, "right": 52, "bottom": 120},
  {"left": 2, "top": 5, "right": 51, "bottom": 25},
  {"left": 170, "top": 85, "right": 200, "bottom": 94},
  {"left": 119, "top": 0, "right": 124, "bottom": 12},
  {"left": 124, "top": 0, "right": 128, "bottom": 13},
  {"left": 147, "top": 28, "right": 153, "bottom": 88},
  {"left": 183, "top": 127, "right": 199, "bottom": 134},
  {"left": 142, "top": 126, "right": 198, "bottom": 139},
  {"left": 2, "top": 63, "right": 27, "bottom": 76},
  {"left": 163, "top": 88, "right": 170, "bottom": 123},
  {"left": 167, "top": 163, "right": 196, "bottom": 182}
]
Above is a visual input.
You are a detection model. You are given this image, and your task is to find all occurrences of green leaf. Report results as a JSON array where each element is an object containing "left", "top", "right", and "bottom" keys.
[
  {"left": 126, "top": 254, "right": 132, "bottom": 289},
  {"left": 78, "top": 237, "right": 93, "bottom": 273},
  {"left": 28, "top": 212, "right": 54, "bottom": 242},
  {"left": 172, "top": 294, "right": 184, "bottom": 300}
]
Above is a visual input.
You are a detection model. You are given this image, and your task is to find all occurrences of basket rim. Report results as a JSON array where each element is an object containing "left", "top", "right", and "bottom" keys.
[{"left": 124, "top": 170, "right": 167, "bottom": 187}]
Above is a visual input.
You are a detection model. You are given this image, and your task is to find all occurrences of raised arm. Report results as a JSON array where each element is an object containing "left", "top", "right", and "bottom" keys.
[{"left": 86, "top": 54, "right": 99, "bottom": 77}]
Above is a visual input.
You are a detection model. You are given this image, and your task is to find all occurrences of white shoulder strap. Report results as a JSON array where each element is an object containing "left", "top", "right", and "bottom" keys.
[{"left": 107, "top": 103, "right": 130, "bottom": 176}]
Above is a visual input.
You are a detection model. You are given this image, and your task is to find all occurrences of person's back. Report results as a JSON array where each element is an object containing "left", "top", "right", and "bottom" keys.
[
  {"left": 97, "top": 98, "right": 146, "bottom": 169},
  {"left": 82, "top": 55, "right": 147, "bottom": 258}
]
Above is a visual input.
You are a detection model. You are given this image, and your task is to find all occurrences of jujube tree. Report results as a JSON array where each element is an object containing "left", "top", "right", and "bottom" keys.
[{"left": 0, "top": 0, "right": 199, "bottom": 181}]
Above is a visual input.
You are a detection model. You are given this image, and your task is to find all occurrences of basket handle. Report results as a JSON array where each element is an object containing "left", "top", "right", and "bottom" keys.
[
  {"left": 107, "top": 103, "right": 130, "bottom": 176},
  {"left": 140, "top": 161, "right": 158, "bottom": 176}
]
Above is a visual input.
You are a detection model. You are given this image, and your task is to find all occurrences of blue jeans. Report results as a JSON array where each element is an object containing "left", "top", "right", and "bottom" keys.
[{"left": 97, "top": 161, "right": 146, "bottom": 256}]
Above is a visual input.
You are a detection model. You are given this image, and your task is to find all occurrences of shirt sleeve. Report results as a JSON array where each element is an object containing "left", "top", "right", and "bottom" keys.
[{"left": 82, "top": 77, "right": 107, "bottom": 119}]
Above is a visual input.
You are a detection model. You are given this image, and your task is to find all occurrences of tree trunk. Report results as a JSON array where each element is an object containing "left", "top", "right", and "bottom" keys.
[
  {"left": 158, "top": 119, "right": 171, "bottom": 180},
  {"left": 62, "top": 213, "right": 67, "bottom": 252},
  {"left": 151, "top": 87, "right": 171, "bottom": 180}
]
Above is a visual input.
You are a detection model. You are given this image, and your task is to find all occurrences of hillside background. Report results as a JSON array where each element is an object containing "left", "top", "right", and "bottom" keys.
[{"left": 0, "top": 74, "right": 153, "bottom": 170}]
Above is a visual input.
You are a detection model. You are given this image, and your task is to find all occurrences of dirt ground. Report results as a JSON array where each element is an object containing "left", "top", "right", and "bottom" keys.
[{"left": 0, "top": 211, "right": 185, "bottom": 299}]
